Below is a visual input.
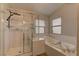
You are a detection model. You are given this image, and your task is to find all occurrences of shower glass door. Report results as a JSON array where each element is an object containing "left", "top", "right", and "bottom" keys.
[
  {"left": 22, "top": 13, "right": 33, "bottom": 54},
  {"left": 3, "top": 11, "right": 33, "bottom": 56}
]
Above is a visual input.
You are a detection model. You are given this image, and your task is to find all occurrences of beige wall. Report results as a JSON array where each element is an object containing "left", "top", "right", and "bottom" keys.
[
  {"left": 0, "top": 3, "right": 9, "bottom": 56},
  {"left": 77, "top": 4, "right": 79, "bottom": 56}
]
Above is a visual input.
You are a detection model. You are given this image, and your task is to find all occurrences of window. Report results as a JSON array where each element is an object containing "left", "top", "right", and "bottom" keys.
[
  {"left": 35, "top": 19, "right": 45, "bottom": 34},
  {"left": 52, "top": 17, "right": 61, "bottom": 34}
]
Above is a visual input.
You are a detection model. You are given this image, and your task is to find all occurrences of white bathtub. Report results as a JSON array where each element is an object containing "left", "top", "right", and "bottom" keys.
[{"left": 45, "top": 41, "right": 76, "bottom": 56}]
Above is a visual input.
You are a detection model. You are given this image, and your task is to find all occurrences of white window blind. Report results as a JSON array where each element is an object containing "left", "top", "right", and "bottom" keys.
[
  {"left": 35, "top": 20, "right": 45, "bottom": 34},
  {"left": 52, "top": 17, "right": 61, "bottom": 34}
]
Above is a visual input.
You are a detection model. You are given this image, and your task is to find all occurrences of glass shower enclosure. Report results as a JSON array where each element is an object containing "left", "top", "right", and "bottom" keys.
[{"left": 1, "top": 11, "right": 33, "bottom": 56}]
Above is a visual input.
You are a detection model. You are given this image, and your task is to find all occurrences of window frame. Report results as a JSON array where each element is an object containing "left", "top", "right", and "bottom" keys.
[
  {"left": 51, "top": 17, "right": 62, "bottom": 34},
  {"left": 35, "top": 26, "right": 45, "bottom": 34},
  {"left": 35, "top": 19, "right": 45, "bottom": 34}
]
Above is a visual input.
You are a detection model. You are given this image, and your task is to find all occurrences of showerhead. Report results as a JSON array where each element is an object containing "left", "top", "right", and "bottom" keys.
[
  {"left": 7, "top": 10, "right": 21, "bottom": 29},
  {"left": 7, "top": 11, "right": 21, "bottom": 21}
]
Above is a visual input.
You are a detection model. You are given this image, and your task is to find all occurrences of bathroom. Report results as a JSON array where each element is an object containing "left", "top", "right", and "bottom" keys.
[{"left": 0, "top": 3, "right": 78, "bottom": 56}]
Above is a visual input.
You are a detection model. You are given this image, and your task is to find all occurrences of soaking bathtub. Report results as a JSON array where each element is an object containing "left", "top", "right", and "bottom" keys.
[{"left": 45, "top": 40, "right": 76, "bottom": 56}]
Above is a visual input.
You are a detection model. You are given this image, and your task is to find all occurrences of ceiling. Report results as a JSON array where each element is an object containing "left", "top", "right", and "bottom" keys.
[{"left": 8, "top": 3, "right": 64, "bottom": 16}]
